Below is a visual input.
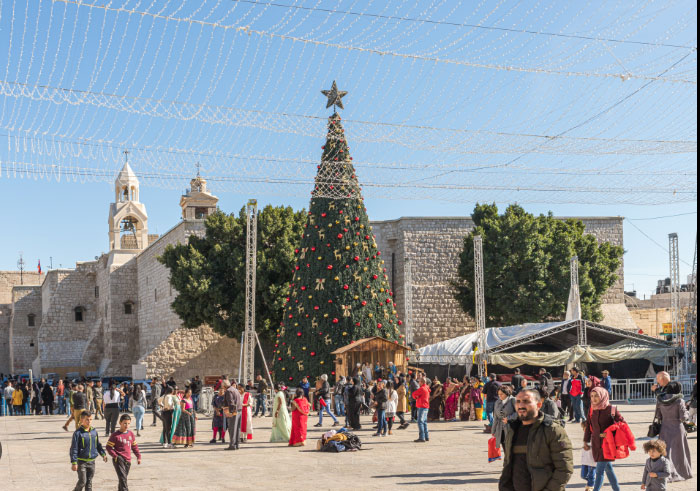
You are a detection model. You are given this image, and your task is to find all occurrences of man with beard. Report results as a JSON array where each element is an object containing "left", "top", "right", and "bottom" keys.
[{"left": 499, "top": 389, "right": 573, "bottom": 491}]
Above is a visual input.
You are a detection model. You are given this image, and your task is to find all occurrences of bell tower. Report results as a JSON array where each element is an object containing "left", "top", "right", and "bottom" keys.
[
  {"left": 108, "top": 151, "right": 149, "bottom": 251},
  {"left": 180, "top": 165, "right": 218, "bottom": 220}
]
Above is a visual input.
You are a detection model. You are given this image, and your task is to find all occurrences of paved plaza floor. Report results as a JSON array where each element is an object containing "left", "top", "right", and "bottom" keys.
[{"left": 0, "top": 403, "right": 696, "bottom": 490}]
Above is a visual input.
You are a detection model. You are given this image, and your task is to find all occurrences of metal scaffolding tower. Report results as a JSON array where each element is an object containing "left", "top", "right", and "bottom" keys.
[
  {"left": 474, "top": 236, "right": 487, "bottom": 376},
  {"left": 668, "top": 233, "right": 685, "bottom": 375},
  {"left": 686, "top": 236, "right": 697, "bottom": 371},
  {"left": 242, "top": 199, "right": 258, "bottom": 384},
  {"left": 404, "top": 258, "right": 414, "bottom": 345}
]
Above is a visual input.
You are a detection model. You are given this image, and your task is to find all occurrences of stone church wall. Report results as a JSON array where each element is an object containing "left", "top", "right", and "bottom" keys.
[
  {"left": 9, "top": 286, "right": 42, "bottom": 372},
  {"left": 0, "top": 272, "right": 43, "bottom": 373},
  {"left": 36, "top": 265, "right": 99, "bottom": 374},
  {"left": 371, "top": 216, "right": 624, "bottom": 347}
]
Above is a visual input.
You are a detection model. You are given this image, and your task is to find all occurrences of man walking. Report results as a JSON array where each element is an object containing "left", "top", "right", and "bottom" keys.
[
  {"left": 64, "top": 385, "right": 87, "bottom": 432},
  {"left": 314, "top": 374, "right": 340, "bottom": 427},
  {"left": 224, "top": 380, "right": 242, "bottom": 450},
  {"left": 559, "top": 371, "right": 571, "bottom": 422},
  {"left": 252, "top": 375, "right": 268, "bottom": 418},
  {"left": 93, "top": 380, "right": 104, "bottom": 421},
  {"left": 483, "top": 373, "right": 502, "bottom": 429},
  {"left": 85, "top": 381, "right": 95, "bottom": 416},
  {"left": 538, "top": 368, "right": 554, "bottom": 395},
  {"left": 334, "top": 377, "right": 346, "bottom": 417},
  {"left": 190, "top": 376, "right": 202, "bottom": 412},
  {"left": 511, "top": 368, "right": 525, "bottom": 395},
  {"left": 150, "top": 377, "right": 162, "bottom": 426},
  {"left": 499, "top": 389, "right": 574, "bottom": 491},
  {"left": 412, "top": 376, "right": 431, "bottom": 443},
  {"left": 3, "top": 381, "right": 14, "bottom": 416},
  {"left": 568, "top": 367, "right": 586, "bottom": 423}
]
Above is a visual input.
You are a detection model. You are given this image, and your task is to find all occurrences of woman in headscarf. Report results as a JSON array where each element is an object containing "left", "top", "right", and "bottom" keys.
[
  {"left": 656, "top": 381, "right": 693, "bottom": 481},
  {"left": 270, "top": 383, "right": 292, "bottom": 443},
  {"left": 428, "top": 378, "right": 443, "bottom": 421},
  {"left": 583, "top": 376, "right": 602, "bottom": 418},
  {"left": 491, "top": 385, "right": 516, "bottom": 451},
  {"left": 289, "top": 388, "right": 310, "bottom": 447},
  {"left": 443, "top": 378, "right": 459, "bottom": 422},
  {"left": 584, "top": 387, "right": 625, "bottom": 491},
  {"left": 347, "top": 377, "right": 363, "bottom": 430}
]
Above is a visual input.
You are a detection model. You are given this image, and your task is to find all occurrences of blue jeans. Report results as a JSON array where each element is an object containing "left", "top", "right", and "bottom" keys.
[
  {"left": 417, "top": 407, "right": 429, "bottom": 441},
  {"left": 376, "top": 409, "right": 387, "bottom": 435},
  {"left": 132, "top": 405, "right": 145, "bottom": 430},
  {"left": 593, "top": 461, "right": 619, "bottom": 491},
  {"left": 253, "top": 393, "right": 266, "bottom": 416},
  {"left": 572, "top": 395, "right": 585, "bottom": 422},
  {"left": 485, "top": 401, "right": 495, "bottom": 426},
  {"left": 334, "top": 395, "right": 345, "bottom": 416},
  {"left": 581, "top": 465, "right": 597, "bottom": 487},
  {"left": 192, "top": 393, "right": 200, "bottom": 412},
  {"left": 318, "top": 399, "right": 338, "bottom": 425},
  {"left": 57, "top": 395, "right": 66, "bottom": 414}
]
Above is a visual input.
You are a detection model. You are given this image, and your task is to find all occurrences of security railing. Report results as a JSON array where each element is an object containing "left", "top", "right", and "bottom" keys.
[{"left": 609, "top": 375, "right": 694, "bottom": 402}]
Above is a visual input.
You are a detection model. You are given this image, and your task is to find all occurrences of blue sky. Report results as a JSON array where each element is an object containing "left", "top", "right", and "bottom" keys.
[{"left": 0, "top": 1, "right": 696, "bottom": 298}]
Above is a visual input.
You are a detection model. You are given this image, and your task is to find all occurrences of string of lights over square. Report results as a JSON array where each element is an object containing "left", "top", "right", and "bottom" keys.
[{"left": 273, "top": 83, "right": 404, "bottom": 383}]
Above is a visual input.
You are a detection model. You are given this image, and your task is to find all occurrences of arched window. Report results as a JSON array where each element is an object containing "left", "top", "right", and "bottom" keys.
[
  {"left": 74, "top": 306, "right": 84, "bottom": 322},
  {"left": 27, "top": 313, "right": 36, "bottom": 327},
  {"left": 124, "top": 301, "right": 134, "bottom": 315}
]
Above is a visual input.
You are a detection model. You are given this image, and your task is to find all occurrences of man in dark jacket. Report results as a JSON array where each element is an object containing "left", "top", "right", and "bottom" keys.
[
  {"left": 408, "top": 373, "right": 420, "bottom": 422},
  {"left": 538, "top": 368, "right": 555, "bottom": 396},
  {"left": 314, "top": 374, "right": 339, "bottom": 427},
  {"left": 253, "top": 375, "right": 268, "bottom": 418},
  {"left": 190, "top": 375, "right": 202, "bottom": 412},
  {"left": 499, "top": 389, "right": 573, "bottom": 491},
  {"left": 511, "top": 369, "right": 525, "bottom": 395},
  {"left": 483, "top": 373, "right": 502, "bottom": 428}
]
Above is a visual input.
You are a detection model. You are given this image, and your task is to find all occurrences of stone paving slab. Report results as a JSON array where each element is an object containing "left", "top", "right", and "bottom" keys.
[{"left": 0, "top": 404, "right": 696, "bottom": 490}]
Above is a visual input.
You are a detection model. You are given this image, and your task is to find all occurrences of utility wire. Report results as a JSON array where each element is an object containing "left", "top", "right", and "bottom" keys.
[{"left": 230, "top": 0, "right": 698, "bottom": 50}]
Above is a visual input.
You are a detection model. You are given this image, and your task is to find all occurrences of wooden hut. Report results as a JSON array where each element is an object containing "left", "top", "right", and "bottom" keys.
[{"left": 331, "top": 337, "right": 411, "bottom": 380}]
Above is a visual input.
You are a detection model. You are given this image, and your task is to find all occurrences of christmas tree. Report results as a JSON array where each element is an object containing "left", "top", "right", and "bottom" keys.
[{"left": 273, "top": 82, "right": 404, "bottom": 383}]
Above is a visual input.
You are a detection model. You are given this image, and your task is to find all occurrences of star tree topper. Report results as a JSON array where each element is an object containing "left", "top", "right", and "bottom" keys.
[{"left": 321, "top": 81, "right": 347, "bottom": 110}]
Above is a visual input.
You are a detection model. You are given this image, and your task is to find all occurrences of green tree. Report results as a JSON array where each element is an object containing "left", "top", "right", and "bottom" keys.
[
  {"left": 158, "top": 206, "right": 307, "bottom": 342},
  {"left": 453, "top": 203, "right": 623, "bottom": 326},
  {"left": 273, "top": 113, "right": 403, "bottom": 383}
]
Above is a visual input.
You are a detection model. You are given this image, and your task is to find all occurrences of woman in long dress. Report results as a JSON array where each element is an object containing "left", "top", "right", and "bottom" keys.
[
  {"left": 270, "top": 384, "right": 292, "bottom": 443},
  {"left": 656, "top": 381, "right": 693, "bottom": 481},
  {"left": 289, "top": 388, "right": 310, "bottom": 447},
  {"left": 443, "top": 379, "right": 459, "bottom": 421},
  {"left": 428, "top": 379, "right": 443, "bottom": 421},
  {"left": 172, "top": 388, "right": 196, "bottom": 447},
  {"left": 239, "top": 385, "right": 254, "bottom": 442}
]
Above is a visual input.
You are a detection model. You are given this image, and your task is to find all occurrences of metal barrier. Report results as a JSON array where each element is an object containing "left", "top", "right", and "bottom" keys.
[
  {"left": 610, "top": 376, "right": 694, "bottom": 402},
  {"left": 197, "top": 387, "right": 214, "bottom": 416}
]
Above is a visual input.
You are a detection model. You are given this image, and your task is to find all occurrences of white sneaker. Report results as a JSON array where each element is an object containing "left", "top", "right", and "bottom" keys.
[{"left": 162, "top": 443, "right": 168, "bottom": 448}]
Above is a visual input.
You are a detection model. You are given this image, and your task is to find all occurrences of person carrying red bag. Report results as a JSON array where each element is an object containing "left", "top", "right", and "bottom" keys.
[{"left": 583, "top": 387, "right": 636, "bottom": 491}]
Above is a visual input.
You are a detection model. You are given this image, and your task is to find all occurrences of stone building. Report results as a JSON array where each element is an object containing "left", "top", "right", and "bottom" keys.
[
  {"left": 1, "top": 167, "right": 631, "bottom": 379},
  {"left": 372, "top": 216, "right": 630, "bottom": 347},
  {"left": 1, "top": 166, "right": 240, "bottom": 381}
]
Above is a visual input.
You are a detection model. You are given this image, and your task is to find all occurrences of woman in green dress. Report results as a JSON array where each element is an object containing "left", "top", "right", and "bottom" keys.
[{"left": 270, "top": 383, "right": 292, "bottom": 443}]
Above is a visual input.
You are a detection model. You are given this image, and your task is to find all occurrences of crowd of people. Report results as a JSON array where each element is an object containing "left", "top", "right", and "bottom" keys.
[{"left": 1, "top": 368, "right": 696, "bottom": 491}]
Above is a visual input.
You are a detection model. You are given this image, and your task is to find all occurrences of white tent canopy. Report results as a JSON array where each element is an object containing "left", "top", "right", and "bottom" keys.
[{"left": 416, "top": 320, "right": 672, "bottom": 367}]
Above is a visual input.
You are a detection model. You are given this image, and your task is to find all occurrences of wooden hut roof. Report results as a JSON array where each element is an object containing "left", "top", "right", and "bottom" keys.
[{"left": 331, "top": 336, "right": 411, "bottom": 355}]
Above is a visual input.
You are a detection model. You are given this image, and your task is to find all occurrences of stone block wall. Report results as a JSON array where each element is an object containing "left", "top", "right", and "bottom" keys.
[
  {"left": 0, "top": 304, "right": 12, "bottom": 374},
  {"left": 371, "top": 216, "right": 624, "bottom": 347},
  {"left": 37, "top": 265, "right": 98, "bottom": 373},
  {"left": 0, "top": 271, "right": 42, "bottom": 303},
  {"left": 9, "top": 286, "right": 42, "bottom": 372},
  {"left": 140, "top": 325, "right": 241, "bottom": 385}
]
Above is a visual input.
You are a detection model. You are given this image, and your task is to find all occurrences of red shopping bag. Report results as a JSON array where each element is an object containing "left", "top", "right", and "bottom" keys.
[
  {"left": 488, "top": 437, "right": 502, "bottom": 463},
  {"left": 319, "top": 398, "right": 327, "bottom": 408}
]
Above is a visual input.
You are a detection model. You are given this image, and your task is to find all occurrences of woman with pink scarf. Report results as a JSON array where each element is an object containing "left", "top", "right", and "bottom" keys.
[{"left": 583, "top": 387, "right": 625, "bottom": 491}]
